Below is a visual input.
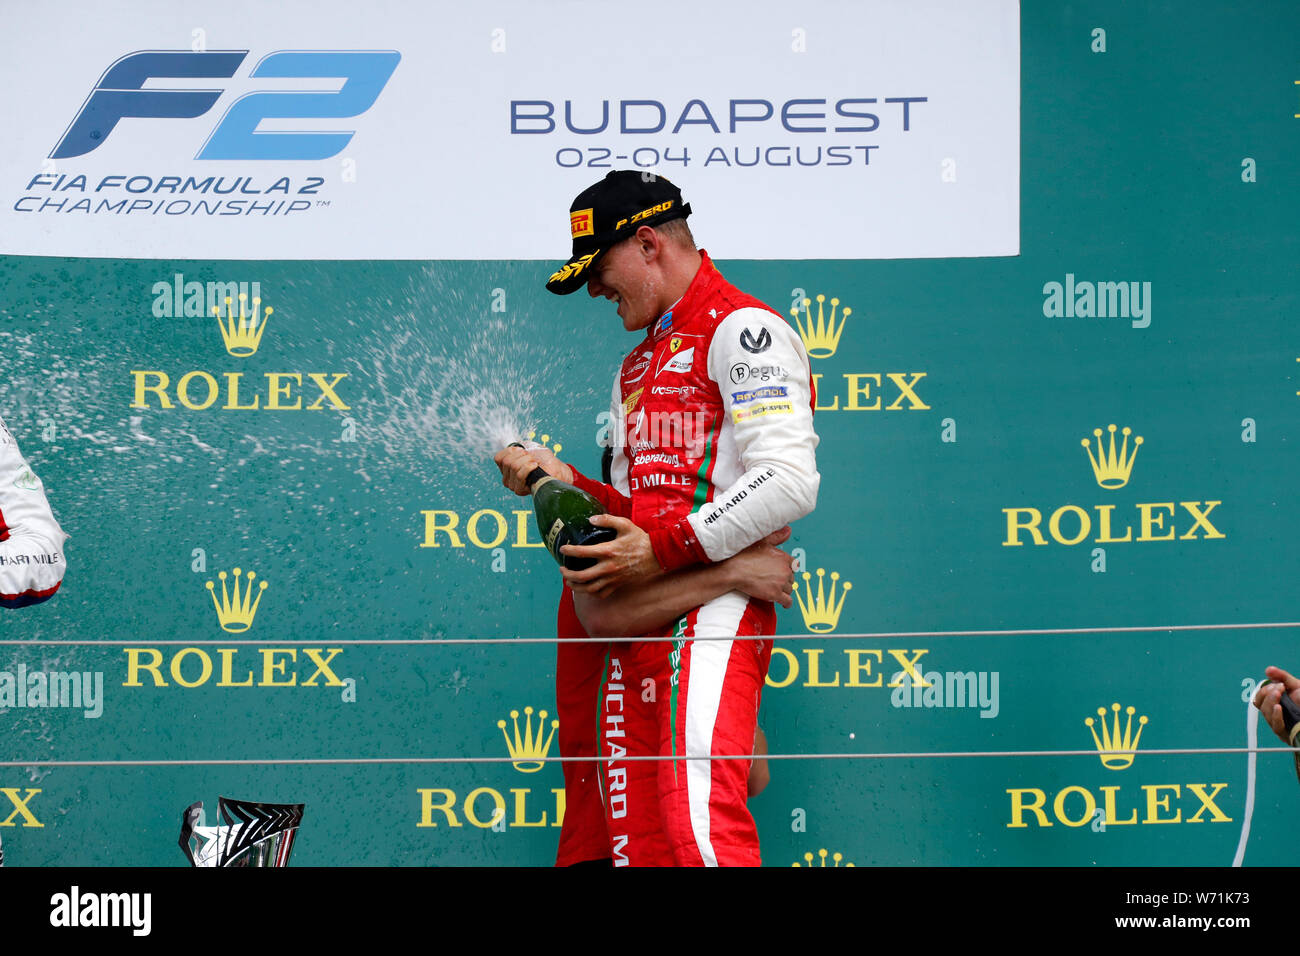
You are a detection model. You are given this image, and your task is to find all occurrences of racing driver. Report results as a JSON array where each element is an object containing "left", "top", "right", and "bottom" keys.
[
  {"left": 0, "top": 414, "right": 68, "bottom": 609},
  {"left": 499, "top": 170, "right": 819, "bottom": 866}
]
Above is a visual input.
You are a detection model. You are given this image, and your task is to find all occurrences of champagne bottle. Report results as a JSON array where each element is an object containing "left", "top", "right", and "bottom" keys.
[{"left": 508, "top": 443, "right": 616, "bottom": 571}]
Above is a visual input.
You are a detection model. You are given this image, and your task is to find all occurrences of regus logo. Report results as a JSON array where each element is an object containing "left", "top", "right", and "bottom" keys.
[{"left": 52, "top": 49, "right": 400, "bottom": 160}]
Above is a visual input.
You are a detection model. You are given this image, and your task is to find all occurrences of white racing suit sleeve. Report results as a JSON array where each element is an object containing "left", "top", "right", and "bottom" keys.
[
  {"left": 0, "top": 416, "right": 68, "bottom": 608},
  {"left": 686, "top": 307, "right": 820, "bottom": 562}
]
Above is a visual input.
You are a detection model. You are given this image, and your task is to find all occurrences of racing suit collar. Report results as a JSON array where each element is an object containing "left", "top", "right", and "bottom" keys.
[{"left": 648, "top": 249, "right": 718, "bottom": 342}]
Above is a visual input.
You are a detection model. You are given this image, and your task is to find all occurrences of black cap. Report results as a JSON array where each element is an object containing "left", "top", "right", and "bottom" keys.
[{"left": 545, "top": 170, "right": 692, "bottom": 295}]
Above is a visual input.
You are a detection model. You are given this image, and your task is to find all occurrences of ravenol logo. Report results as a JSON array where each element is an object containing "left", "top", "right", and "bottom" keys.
[{"left": 51, "top": 50, "right": 400, "bottom": 161}]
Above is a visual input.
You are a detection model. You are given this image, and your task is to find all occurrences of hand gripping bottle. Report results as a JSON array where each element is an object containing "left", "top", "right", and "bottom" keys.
[{"left": 508, "top": 443, "right": 616, "bottom": 571}]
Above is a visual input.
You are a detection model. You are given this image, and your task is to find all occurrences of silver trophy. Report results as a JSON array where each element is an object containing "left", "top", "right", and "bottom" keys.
[{"left": 179, "top": 796, "right": 305, "bottom": 867}]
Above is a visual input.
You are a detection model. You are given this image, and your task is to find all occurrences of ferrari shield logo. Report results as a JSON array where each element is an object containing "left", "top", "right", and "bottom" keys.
[{"left": 670, "top": 336, "right": 683, "bottom": 352}]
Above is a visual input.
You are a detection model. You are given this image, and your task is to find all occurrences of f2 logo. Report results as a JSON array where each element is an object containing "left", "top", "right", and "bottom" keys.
[{"left": 51, "top": 50, "right": 400, "bottom": 160}]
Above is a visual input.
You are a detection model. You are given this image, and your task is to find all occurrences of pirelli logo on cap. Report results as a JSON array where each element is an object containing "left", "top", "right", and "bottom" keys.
[
  {"left": 615, "top": 199, "right": 674, "bottom": 232},
  {"left": 570, "top": 208, "right": 594, "bottom": 238}
]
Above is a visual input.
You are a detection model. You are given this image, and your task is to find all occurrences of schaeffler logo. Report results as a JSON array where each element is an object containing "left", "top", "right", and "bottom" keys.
[
  {"left": 1002, "top": 425, "right": 1225, "bottom": 548},
  {"left": 418, "top": 706, "right": 565, "bottom": 830},
  {"left": 792, "top": 848, "right": 855, "bottom": 867},
  {"left": 1006, "top": 702, "right": 1231, "bottom": 829},
  {"left": 793, "top": 567, "right": 851, "bottom": 633},
  {"left": 130, "top": 295, "right": 349, "bottom": 411},
  {"left": 206, "top": 566, "right": 268, "bottom": 633}
]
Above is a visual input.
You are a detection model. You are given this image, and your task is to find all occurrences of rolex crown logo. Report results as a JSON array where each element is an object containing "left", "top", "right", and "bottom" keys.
[
  {"left": 1081, "top": 424, "right": 1143, "bottom": 490},
  {"left": 793, "top": 568, "right": 852, "bottom": 633},
  {"left": 791, "top": 294, "right": 850, "bottom": 359},
  {"left": 792, "top": 849, "right": 855, "bottom": 867},
  {"left": 205, "top": 567, "right": 269, "bottom": 633},
  {"left": 1085, "top": 702, "right": 1148, "bottom": 771},
  {"left": 214, "top": 294, "right": 272, "bottom": 358},
  {"left": 525, "top": 430, "right": 563, "bottom": 454},
  {"left": 498, "top": 706, "right": 559, "bottom": 773}
]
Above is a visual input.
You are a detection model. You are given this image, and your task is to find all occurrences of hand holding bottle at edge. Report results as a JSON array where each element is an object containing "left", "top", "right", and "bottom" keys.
[
  {"left": 494, "top": 442, "right": 573, "bottom": 495},
  {"left": 1254, "top": 665, "right": 1300, "bottom": 746}
]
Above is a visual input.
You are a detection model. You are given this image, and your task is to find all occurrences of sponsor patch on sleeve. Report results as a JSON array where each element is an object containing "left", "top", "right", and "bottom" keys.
[
  {"left": 731, "top": 400, "right": 794, "bottom": 423},
  {"left": 731, "top": 385, "right": 788, "bottom": 405}
]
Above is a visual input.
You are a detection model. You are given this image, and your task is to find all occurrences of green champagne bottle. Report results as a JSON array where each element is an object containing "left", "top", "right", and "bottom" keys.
[{"left": 509, "top": 443, "right": 617, "bottom": 571}]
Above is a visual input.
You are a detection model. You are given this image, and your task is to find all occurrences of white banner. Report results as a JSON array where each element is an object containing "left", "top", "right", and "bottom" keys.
[{"left": 0, "top": 0, "right": 1019, "bottom": 260}]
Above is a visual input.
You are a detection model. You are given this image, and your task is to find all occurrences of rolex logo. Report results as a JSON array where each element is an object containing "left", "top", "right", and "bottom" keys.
[
  {"left": 525, "top": 430, "right": 563, "bottom": 454},
  {"left": 214, "top": 295, "right": 272, "bottom": 358},
  {"left": 497, "top": 706, "right": 559, "bottom": 773},
  {"left": 205, "top": 567, "right": 269, "bottom": 633},
  {"left": 791, "top": 294, "right": 850, "bottom": 359},
  {"left": 1003, "top": 423, "right": 1223, "bottom": 547},
  {"left": 1082, "top": 424, "right": 1142, "bottom": 490},
  {"left": 1086, "top": 702, "right": 1148, "bottom": 771},
  {"left": 1008, "top": 702, "right": 1229, "bottom": 829},
  {"left": 134, "top": 286, "right": 350, "bottom": 412},
  {"left": 793, "top": 848, "right": 855, "bottom": 867},
  {"left": 793, "top": 568, "right": 852, "bottom": 633}
]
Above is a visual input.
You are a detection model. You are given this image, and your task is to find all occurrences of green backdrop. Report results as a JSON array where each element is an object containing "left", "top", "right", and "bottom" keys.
[{"left": 1, "top": 1, "right": 1298, "bottom": 865}]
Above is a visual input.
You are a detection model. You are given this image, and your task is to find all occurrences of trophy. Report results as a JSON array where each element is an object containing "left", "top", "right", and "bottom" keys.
[{"left": 179, "top": 796, "right": 305, "bottom": 867}]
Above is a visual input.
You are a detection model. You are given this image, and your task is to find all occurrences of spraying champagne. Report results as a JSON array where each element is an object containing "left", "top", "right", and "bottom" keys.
[{"left": 507, "top": 442, "right": 616, "bottom": 571}]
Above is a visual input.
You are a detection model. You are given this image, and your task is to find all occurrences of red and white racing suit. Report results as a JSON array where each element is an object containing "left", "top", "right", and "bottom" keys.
[
  {"left": 569, "top": 250, "right": 819, "bottom": 866},
  {"left": 554, "top": 585, "right": 613, "bottom": 866},
  {"left": 0, "top": 415, "right": 68, "bottom": 608}
]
